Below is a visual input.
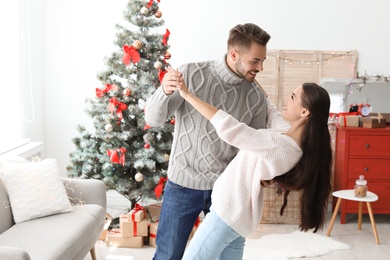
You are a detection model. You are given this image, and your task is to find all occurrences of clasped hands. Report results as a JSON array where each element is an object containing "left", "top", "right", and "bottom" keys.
[{"left": 162, "top": 67, "right": 190, "bottom": 97}]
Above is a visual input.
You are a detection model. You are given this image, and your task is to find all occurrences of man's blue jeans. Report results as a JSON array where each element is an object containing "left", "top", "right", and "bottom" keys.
[
  {"left": 153, "top": 180, "right": 212, "bottom": 260},
  {"left": 182, "top": 206, "right": 245, "bottom": 260}
]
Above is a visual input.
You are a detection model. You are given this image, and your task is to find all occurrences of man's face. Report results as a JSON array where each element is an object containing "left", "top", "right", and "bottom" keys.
[{"left": 233, "top": 42, "right": 267, "bottom": 82}]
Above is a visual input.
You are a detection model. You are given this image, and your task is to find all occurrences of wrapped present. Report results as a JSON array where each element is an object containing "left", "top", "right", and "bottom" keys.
[
  {"left": 107, "top": 230, "right": 144, "bottom": 248},
  {"left": 188, "top": 216, "right": 201, "bottom": 240},
  {"left": 149, "top": 222, "right": 158, "bottom": 248},
  {"left": 120, "top": 215, "right": 148, "bottom": 237},
  {"left": 145, "top": 202, "right": 162, "bottom": 221},
  {"left": 127, "top": 204, "right": 145, "bottom": 222},
  {"left": 338, "top": 114, "right": 359, "bottom": 127},
  {"left": 99, "top": 213, "right": 112, "bottom": 241},
  {"left": 363, "top": 114, "right": 387, "bottom": 128}
]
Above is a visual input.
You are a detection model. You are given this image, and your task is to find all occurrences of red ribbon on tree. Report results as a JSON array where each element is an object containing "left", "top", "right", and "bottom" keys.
[
  {"left": 162, "top": 29, "right": 170, "bottom": 45},
  {"left": 158, "top": 69, "right": 167, "bottom": 83},
  {"left": 106, "top": 147, "right": 127, "bottom": 166},
  {"left": 154, "top": 176, "right": 168, "bottom": 199},
  {"left": 144, "top": 124, "right": 151, "bottom": 130},
  {"left": 107, "top": 97, "right": 128, "bottom": 123},
  {"left": 96, "top": 83, "right": 118, "bottom": 98},
  {"left": 122, "top": 45, "right": 140, "bottom": 65},
  {"left": 147, "top": 0, "right": 153, "bottom": 8}
]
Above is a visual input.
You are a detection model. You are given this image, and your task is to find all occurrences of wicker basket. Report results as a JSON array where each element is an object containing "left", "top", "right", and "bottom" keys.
[{"left": 260, "top": 186, "right": 301, "bottom": 224}]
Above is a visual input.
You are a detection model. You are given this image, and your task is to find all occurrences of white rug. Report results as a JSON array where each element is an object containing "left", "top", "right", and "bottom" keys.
[{"left": 243, "top": 231, "right": 350, "bottom": 260}]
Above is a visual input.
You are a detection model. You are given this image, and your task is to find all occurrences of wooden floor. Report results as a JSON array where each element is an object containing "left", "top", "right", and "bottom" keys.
[{"left": 85, "top": 212, "right": 390, "bottom": 260}]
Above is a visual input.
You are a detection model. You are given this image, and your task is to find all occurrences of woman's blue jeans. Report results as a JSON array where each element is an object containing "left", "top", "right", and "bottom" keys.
[
  {"left": 182, "top": 206, "right": 245, "bottom": 260},
  {"left": 153, "top": 180, "right": 212, "bottom": 260}
]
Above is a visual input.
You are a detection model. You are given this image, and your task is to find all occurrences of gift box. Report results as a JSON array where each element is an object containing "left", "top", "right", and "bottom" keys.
[
  {"left": 363, "top": 116, "right": 387, "bottom": 128},
  {"left": 99, "top": 213, "right": 112, "bottom": 241},
  {"left": 145, "top": 202, "right": 162, "bottom": 221},
  {"left": 127, "top": 204, "right": 145, "bottom": 222},
  {"left": 149, "top": 222, "right": 158, "bottom": 247},
  {"left": 370, "top": 113, "right": 390, "bottom": 125},
  {"left": 338, "top": 115, "right": 359, "bottom": 127},
  {"left": 188, "top": 216, "right": 201, "bottom": 240},
  {"left": 120, "top": 215, "right": 148, "bottom": 237},
  {"left": 106, "top": 231, "right": 144, "bottom": 248}
]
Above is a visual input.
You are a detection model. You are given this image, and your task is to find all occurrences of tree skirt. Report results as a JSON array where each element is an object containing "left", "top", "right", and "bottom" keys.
[{"left": 243, "top": 231, "right": 350, "bottom": 260}]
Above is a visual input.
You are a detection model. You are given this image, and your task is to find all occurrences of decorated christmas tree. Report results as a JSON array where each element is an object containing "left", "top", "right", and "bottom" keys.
[{"left": 67, "top": 0, "right": 173, "bottom": 204}]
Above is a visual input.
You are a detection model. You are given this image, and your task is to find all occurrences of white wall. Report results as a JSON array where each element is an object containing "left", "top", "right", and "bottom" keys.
[{"left": 39, "top": 0, "right": 390, "bottom": 175}]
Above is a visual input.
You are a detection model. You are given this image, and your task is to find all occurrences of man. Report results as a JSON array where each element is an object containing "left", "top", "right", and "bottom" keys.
[{"left": 145, "top": 23, "right": 288, "bottom": 260}]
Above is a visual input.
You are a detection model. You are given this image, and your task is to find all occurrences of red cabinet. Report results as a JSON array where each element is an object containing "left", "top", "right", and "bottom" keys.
[{"left": 334, "top": 126, "right": 390, "bottom": 224}]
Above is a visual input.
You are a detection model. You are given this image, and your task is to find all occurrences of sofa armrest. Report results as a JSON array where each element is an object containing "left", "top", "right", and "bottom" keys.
[
  {"left": 62, "top": 178, "right": 107, "bottom": 210},
  {"left": 0, "top": 246, "right": 31, "bottom": 260}
]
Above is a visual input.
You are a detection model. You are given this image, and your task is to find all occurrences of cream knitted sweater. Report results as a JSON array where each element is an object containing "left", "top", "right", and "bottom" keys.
[
  {"left": 210, "top": 110, "right": 302, "bottom": 237},
  {"left": 145, "top": 57, "right": 289, "bottom": 190}
]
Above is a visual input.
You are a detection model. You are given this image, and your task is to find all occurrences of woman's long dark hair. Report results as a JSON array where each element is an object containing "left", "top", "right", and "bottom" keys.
[{"left": 274, "top": 82, "right": 332, "bottom": 232}]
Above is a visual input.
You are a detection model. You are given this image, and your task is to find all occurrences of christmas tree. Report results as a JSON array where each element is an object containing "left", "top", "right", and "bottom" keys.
[{"left": 67, "top": 0, "right": 173, "bottom": 204}]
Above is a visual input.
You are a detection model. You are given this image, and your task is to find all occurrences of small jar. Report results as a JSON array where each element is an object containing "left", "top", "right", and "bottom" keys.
[{"left": 354, "top": 175, "right": 367, "bottom": 198}]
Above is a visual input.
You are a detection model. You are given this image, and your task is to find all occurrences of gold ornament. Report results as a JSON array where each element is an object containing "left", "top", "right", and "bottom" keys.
[
  {"left": 132, "top": 40, "right": 142, "bottom": 50},
  {"left": 135, "top": 172, "right": 144, "bottom": 182},
  {"left": 140, "top": 6, "right": 148, "bottom": 15},
  {"left": 155, "top": 10, "right": 162, "bottom": 18},
  {"left": 154, "top": 61, "right": 163, "bottom": 69},
  {"left": 164, "top": 51, "right": 171, "bottom": 60},
  {"left": 123, "top": 88, "right": 132, "bottom": 97},
  {"left": 164, "top": 153, "right": 170, "bottom": 162}
]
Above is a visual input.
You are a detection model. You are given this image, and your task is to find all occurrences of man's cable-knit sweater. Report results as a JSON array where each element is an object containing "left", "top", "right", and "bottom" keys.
[{"left": 145, "top": 57, "right": 288, "bottom": 190}]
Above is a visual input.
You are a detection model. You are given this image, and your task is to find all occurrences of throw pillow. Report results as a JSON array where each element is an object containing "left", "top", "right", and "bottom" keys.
[{"left": 0, "top": 158, "right": 73, "bottom": 223}]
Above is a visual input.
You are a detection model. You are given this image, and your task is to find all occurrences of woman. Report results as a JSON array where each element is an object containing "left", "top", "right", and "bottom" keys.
[{"left": 168, "top": 68, "right": 332, "bottom": 260}]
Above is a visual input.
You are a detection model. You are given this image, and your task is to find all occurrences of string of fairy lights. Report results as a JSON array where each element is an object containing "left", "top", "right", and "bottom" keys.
[{"left": 267, "top": 50, "right": 390, "bottom": 90}]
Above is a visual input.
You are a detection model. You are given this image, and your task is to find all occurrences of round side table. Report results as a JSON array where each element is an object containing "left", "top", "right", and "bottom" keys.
[{"left": 326, "top": 189, "right": 380, "bottom": 244}]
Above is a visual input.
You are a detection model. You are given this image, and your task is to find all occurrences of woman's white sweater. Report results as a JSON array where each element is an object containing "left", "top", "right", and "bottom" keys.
[{"left": 210, "top": 110, "right": 302, "bottom": 237}]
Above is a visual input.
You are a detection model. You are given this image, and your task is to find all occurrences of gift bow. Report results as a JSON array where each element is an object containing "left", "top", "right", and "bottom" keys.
[
  {"left": 107, "top": 97, "right": 128, "bottom": 122},
  {"left": 96, "top": 83, "right": 118, "bottom": 98},
  {"left": 106, "top": 147, "right": 127, "bottom": 166},
  {"left": 162, "top": 29, "right": 170, "bottom": 45},
  {"left": 131, "top": 203, "right": 145, "bottom": 221},
  {"left": 154, "top": 176, "right": 168, "bottom": 199},
  {"left": 122, "top": 45, "right": 140, "bottom": 65}
]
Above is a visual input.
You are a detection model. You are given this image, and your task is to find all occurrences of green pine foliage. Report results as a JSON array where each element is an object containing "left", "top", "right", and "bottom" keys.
[{"left": 67, "top": 0, "right": 173, "bottom": 202}]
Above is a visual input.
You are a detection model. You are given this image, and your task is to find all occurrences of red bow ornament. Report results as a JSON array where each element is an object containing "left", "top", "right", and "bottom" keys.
[
  {"left": 122, "top": 45, "right": 140, "bottom": 65},
  {"left": 162, "top": 29, "right": 170, "bottom": 45},
  {"left": 158, "top": 69, "right": 167, "bottom": 83},
  {"left": 107, "top": 97, "right": 128, "bottom": 122},
  {"left": 154, "top": 176, "right": 168, "bottom": 199},
  {"left": 107, "top": 147, "right": 127, "bottom": 166},
  {"left": 96, "top": 83, "right": 118, "bottom": 98}
]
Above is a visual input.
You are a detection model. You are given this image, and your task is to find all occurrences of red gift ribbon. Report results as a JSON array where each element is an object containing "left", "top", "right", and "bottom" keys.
[
  {"left": 154, "top": 176, "right": 168, "bottom": 199},
  {"left": 162, "top": 29, "right": 170, "bottom": 45},
  {"left": 108, "top": 97, "right": 128, "bottom": 122},
  {"left": 96, "top": 83, "right": 118, "bottom": 98},
  {"left": 150, "top": 233, "right": 156, "bottom": 238},
  {"left": 106, "top": 147, "right": 127, "bottom": 166},
  {"left": 133, "top": 221, "right": 138, "bottom": 236},
  {"left": 194, "top": 216, "right": 201, "bottom": 228},
  {"left": 131, "top": 203, "right": 145, "bottom": 221},
  {"left": 122, "top": 45, "right": 140, "bottom": 65}
]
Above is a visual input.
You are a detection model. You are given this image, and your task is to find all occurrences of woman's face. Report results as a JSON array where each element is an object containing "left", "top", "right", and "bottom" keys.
[{"left": 282, "top": 85, "right": 306, "bottom": 123}]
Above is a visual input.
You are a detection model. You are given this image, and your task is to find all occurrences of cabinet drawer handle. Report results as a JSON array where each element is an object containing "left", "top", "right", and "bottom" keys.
[
  {"left": 364, "top": 167, "right": 369, "bottom": 171},
  {"left": 365, "top": 144, "right": 370, "bottom": 149}
]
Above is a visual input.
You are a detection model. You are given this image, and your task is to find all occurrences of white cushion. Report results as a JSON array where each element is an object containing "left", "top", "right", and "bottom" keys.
[{"left": 0, "top": 158, "right": 73, "bottom": 223}]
